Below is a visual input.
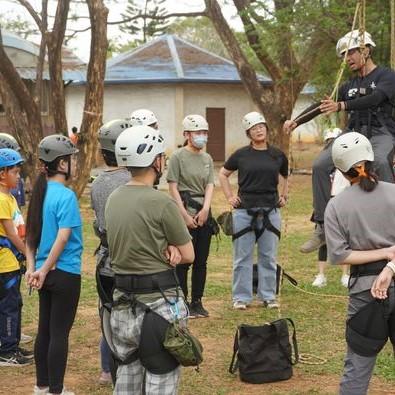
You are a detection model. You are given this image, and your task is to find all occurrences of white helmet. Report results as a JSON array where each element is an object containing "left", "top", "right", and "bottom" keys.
[
  {"left": 130, "top": 109, "right": 158, "bottom": 127},
  {"left": 182, "top": 115, "right": 209, "bottom": 132},
  {"left": 336, "top": 30, "right": 376, "bottom": 58},
  {"left": 323, "top": 127, "right": 342, "bottom": 142},
  {"left": 332, "top": 132, "right": 374, "bottom": 172},
  {"left": 98, "top": 119, "right": 130, "bottom": 153},
  {"left": 242, "top": 111, "right": 266, "bottom": 131},
  {"left": 115, "top": 125, "right": 165, "bottom": 167}
]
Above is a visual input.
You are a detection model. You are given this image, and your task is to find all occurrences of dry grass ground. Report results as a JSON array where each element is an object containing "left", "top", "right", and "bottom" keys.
[{"left": 1, "top": 144, "right": 394, "bottom": 395}]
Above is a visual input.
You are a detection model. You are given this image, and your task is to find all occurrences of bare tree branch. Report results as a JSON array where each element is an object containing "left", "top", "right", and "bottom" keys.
[
  {"left": 74, "top": 0, "right": 108, "bottom": 196},
  {"left": 34, "top": 0, "right": 48, "bottom": 108},
  {"left": 234, "top": 0, "right": 282, "bottom": 81},
  {"left": 46, "top": 0, "right": 70, "bottom": 134},
  {"left": 16, "top": 0, "right": 43, "bottom": 31},
  {"left": 108, "top": 11, "right": 207, "bottom": 25}
]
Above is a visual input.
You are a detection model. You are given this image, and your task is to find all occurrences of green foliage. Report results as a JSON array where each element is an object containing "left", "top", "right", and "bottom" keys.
[
  {"left": 167, "top": 17, "right": 229, "bottom": 59},
  {"left": 120, "top": 0, "right": 170, "bottom": 44},
  {"left": 0, "top": 15, "right": 38, "bottom": 39}
]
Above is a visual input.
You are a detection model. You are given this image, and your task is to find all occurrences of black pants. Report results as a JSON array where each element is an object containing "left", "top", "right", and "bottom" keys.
[
  {"left": 35, "top": 269, "right": 81, "bottom": 394},
  {"left": 176, "top": 223, "right": 212, "bottom": 302}
]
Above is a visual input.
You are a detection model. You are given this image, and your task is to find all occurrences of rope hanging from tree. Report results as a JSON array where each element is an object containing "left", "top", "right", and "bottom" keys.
[{"left": 278, "top": 0, "right": 369, "bottom": 366}]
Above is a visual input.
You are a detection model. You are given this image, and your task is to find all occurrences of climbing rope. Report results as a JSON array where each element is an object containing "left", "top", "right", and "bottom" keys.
[{"left": 278, "top": 0, "right": 368, "bottom": 365}]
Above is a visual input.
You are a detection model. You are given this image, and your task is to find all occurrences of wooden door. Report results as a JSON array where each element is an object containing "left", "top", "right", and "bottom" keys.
[{"left": 206, "top": 107, "right": 225, "bottom": 161}]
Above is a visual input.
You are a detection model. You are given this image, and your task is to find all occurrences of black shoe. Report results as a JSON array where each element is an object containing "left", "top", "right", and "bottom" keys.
[
  {"left": 0, "top": 351, "right": 32, "bottom": 366},
  {"left": 190, "top": 300, "right": 209, "bottom": 318},
  {"left": 17, "top": 347, "right": 34, "bottom": 359}
]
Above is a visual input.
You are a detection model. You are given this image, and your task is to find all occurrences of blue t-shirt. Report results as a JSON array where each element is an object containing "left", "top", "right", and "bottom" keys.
[{"left": 36, "top": 181, "right": 83, "bottom": 274}]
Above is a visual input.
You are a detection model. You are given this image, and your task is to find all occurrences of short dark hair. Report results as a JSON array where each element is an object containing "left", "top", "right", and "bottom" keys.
[
  {"left": 126, "top": 167, "right": 151, "bottom": 177},
  {"left": 71, "top": 126, "right": 78, "bottom": 134},
  {"left": 101, "top": 149, "right": 117, "bottom": 167}
]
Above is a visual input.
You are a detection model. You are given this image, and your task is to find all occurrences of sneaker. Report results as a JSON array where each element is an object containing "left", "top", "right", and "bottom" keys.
[
  {"left": 20, "top": 333, "right": 33, "bottom": 344},
  {"left": 263, "top": 300, "right": 279, "bottom": 309},
  {"left": 312, "top": 274, "right": 327, "bottom": 288},
  {"left": 33, "top": 385, "right": 49, "bottom": 394},
  {"left": 300, "top": 224, "right": 325, "bottom": 253},
  {"left": 0, "top": 350, "right": 32, "bottom": 366},
  {"left": 17, "top": 347, "right": 34, "bottom": 359},
  {"left": 189, "top": 300, "right": 209, "bottom": 318},
  {"left": 233, "top": 301, "right": 247, "bottom": 310},
  {"left": 99, "top": 371, "right": 112, "bottom": 385},
  {"left": 341, "top": 274, "right": 350, "bottom": 288}
]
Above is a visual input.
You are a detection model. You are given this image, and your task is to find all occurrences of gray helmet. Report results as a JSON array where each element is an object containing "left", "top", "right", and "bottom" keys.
[
  {"left": 39, "top": 134, "right": 78, "bottom": 162},
  {"left": 0, "top": 133, "right": 20, "bottom": 151},
  {"left": 98, "top": 119, "right": 130, "bottom": 153}
]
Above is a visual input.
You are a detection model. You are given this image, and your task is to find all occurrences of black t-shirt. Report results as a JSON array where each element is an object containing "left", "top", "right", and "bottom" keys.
[
  {"left": 338, "top": 66, "right": 395, "bottom": 131},
  {"left": 224, "top": 145, "right": 288, "bottom": 208}
]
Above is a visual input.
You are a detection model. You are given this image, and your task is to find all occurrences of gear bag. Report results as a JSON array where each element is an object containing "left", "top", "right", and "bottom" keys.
[
  {"left": 98, "top": 269, "right": 203, "bottom": 374},
  {"left": 229, "top": 318, "right": 298, "bottom": 384},
  {"left": 217, "top": 210, "right": 233, "bottom": 236},
  {"left": 346, "top": 298, "right": 394, "bottom": 357},
  {"left": 163, "top": 319, "right": 203, "bottom": 367}
]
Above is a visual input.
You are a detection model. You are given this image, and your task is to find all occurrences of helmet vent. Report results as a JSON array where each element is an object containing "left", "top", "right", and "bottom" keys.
[
  {"left": 147, "top": 145, "right": 153, "bottom": 153},
  {"left": 137, "top": 144, "right": 147, "bottom": 154}
]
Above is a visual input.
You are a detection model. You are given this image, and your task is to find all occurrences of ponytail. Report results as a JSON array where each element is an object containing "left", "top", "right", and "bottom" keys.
[
  {"left": 26, "top": 155, "right": 68, "bottom": 251},
  {"left": 26, "top": 173, "right": 47, "bottom": 251},
  {"left": 344, "top": 161, "right": 378, "bottom": 192}
]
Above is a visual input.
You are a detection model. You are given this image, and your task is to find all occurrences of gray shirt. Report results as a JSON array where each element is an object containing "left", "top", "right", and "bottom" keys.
[
  {"left": 91, "top": 168, "right": 131, "bottom": 230},
  {"left": 325, "top": 182, "right": 395, "bottom": 293},
  {"left": 91, "top": 168, "right": 130, "bottom": 276}
]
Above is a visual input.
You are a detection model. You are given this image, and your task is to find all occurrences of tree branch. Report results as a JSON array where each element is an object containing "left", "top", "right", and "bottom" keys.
[
  {"left": 233, "top": 0, "right": 282, "bottom": 81},
  {"left": 204, "top": 0, "right": 266, "bottom": 109},
  {"left": 108, "top": 11, "right": 207, "bottom": 25},
  {"left": 75, "top": 0, "right": 108, "bottom": 197},
  {"left": 16, "top": 0, "right": 42, "bottom": 31}
]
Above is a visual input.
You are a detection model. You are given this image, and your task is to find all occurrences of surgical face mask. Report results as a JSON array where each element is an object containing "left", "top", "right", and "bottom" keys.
[{"left": 192, "top": 135, "right": 208, "bottom": 149}]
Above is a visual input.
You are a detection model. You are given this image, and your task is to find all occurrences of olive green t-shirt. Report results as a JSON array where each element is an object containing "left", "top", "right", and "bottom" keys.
[
  {"left": 105, "top": 185, "right": 191, "bottom": 302},
  {"left": 167, "top": 147, "right": 214, "bottom": 214}
]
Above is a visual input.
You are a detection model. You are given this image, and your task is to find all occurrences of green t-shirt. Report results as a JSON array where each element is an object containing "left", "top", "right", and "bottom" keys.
[
  {"left": 105, "top": 185, "right": 191, "bottom": 302},
  {"left": 167, "top": 147, "right": 214, "bottom": 214}
]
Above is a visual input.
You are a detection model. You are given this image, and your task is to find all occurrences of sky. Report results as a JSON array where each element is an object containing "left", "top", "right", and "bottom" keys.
[{"left": 2, "top": 0, "right": 241, "bottom": 62}]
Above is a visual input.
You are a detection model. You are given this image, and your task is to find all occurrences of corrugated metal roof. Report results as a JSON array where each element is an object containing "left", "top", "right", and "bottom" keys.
[
  {"left": 105, "top": 35, "right": 271, "bottom": 84},
  {"left": 2, "top": 29, "right": 86, "bottom": 81}
]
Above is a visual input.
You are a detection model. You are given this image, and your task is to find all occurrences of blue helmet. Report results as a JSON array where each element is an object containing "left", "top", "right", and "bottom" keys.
[{"left": 0, "top": 148, "right": 24, "bottom": 169}]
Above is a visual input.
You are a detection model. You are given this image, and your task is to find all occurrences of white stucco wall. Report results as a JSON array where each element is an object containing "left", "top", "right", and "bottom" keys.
[
  {"left": 183, "top": 83, "right": 255, "bottom": 157},
  {"left": 65, "top": 84, "right": 177, "bottom": 148}
]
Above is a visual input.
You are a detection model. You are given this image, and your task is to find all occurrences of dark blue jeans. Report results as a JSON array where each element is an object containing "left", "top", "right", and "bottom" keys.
[{"left": 0, "top": 270, "right": 21, "bottom": 353}]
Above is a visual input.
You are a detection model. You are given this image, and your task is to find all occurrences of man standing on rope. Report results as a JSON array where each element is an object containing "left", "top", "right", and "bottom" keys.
[{"left": 285, "top": 30, "right": 395, "bottom": 252}]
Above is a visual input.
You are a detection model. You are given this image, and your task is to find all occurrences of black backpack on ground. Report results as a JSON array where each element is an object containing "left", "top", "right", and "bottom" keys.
[{"left": 229, "top": 318, "right": 299, "bottom": 384}]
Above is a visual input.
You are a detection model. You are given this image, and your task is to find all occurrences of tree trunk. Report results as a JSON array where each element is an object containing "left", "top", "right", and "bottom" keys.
[
  {"left": 46, "top": 0, "right": 70, "bottom": 135},
  {"left": 205, "top": 0, "right": 310, "bottom": 153},
  {"left": 0, "top": 72, "right": 41, "bottom": 181},
  {"left": 73, "top": 0, "right": 108, "bottom": 197}
]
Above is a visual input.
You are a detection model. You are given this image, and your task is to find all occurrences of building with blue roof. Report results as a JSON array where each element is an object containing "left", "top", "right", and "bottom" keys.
[
  {"left": 0, "top": 29, "right": 85, "bottom": 135},
  {"left": 66, "top": 34, "right": 319, "bottom": 159}
]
